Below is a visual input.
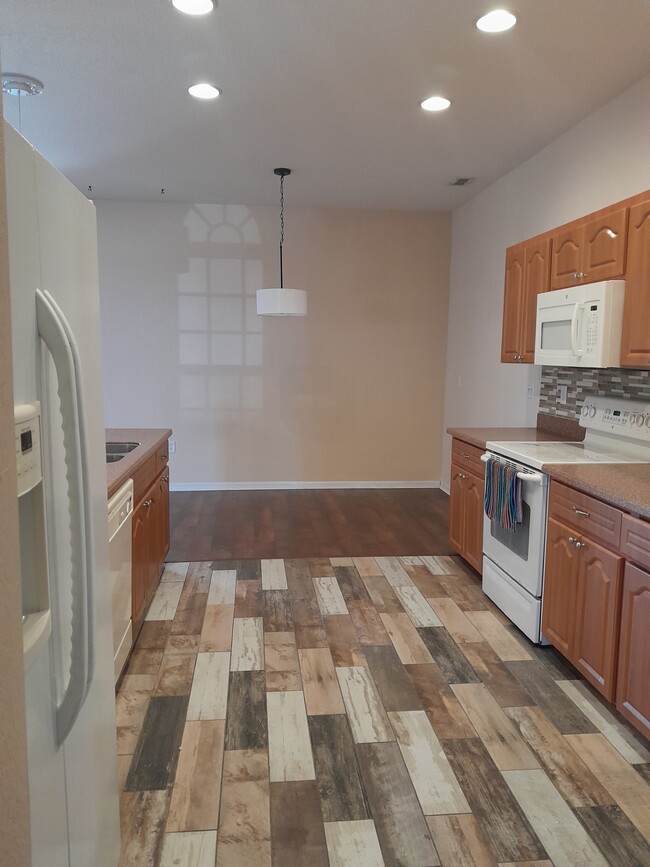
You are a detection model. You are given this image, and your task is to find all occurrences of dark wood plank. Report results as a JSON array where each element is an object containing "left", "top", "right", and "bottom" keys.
[
  {"left": 347, "top": 600, "right": 392, "bottom": 645},
  {"left": 506, "top": 660, "right": 599, "bottom": 735},
  {"left": 417, "top": 626, "right": 480, "bottom": 684},
  {"left": 574, "top": 804, "right": 650, "bottom": 866},
  {"left": 153, "top": 652, "right": 196, "bottom": 696},
  {"left": 294, "top": 625, "right": 330, "bottom": 649},
  {"left": 306, "top": 558, "right": 336, "bottom": 578},
  {"left": 170, "top": 591, "right": 208, "bottom": 636},
  {"left": 505, "top": 624, "right": 579, "bottom": 680},
  {"left": 459, "top": 641, "right": 535, "bottom": 708},
  {"left": 118, "top": 790, "right": 169, "bottom": 867},
  {"left": 170, "top": 488, "right": 452, "bottom": 561},
  {"left": 355, "top": 741, "right": 439, "bottom": 867},
  {"left": 307, "top": 714, "right": 370, "bottom": 822},
  {"left": 125, "top": 648, "right": 164, "bottom": 677},
  {"left": 263, "top": 590, "right": 294, "bottom": 632},
  {"left": 406, "top": 663, "right": 477, "bottom": 739},
  {"left": 270, "top": 780, "right": 328, "bottom": 867},
  {"left": 184, "top": 560, "right": 212, "bottom": 593},
  {"left": 441, "top": 738, "right": 548, "bottom": 863},
  {"left": 135, "top": 621, "right": 172, "bottom": 650},
  {"left": 323, "top": 614, "right": 367, "bottom": 666},
  {"left": 406, "top": 565, "right": 449, "bottom": 598},
  {"left": 234, "top": 579, "right": 263, "bottom": 618},
  {"left": 364, "top": 645, "right": 423, "bottom": 712},
  {"left": 125, "top": 695, "right": 188, "bottom": 791},
  {"left": 224, "top": 670, "right": 268, "bottom": 750},
  {"left": 210, "top": 558, "right": 262, "bottom": 580},
  {"left": 634, "top": 763, "right": 650, "bottom": 787},
  {"left": 334, "top": 565, "right": 372, "bottom": 604}
]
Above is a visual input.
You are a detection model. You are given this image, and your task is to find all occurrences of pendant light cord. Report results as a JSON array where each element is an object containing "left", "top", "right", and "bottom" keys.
[{"left": 279, "top": 172, "right": 285, "bottom": 288}]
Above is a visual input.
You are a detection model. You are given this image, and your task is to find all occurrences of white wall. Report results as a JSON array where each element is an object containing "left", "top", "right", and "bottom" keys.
[
  {"left": 441, "top": 72, "right": 650, "bottom": 491},
  {"left": 97, "top": 203, "right": 451, "bottom": 487}
]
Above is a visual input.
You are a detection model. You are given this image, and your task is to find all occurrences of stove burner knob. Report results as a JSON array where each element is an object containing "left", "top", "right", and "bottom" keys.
[
  {"left": 645, "top": 416, "right": 650, "bottom": 429},
  {"left": 581, "top": 406, "right": 589, "bottom": 417},
  {"left": 589, "top": 406, "right": 596, "bottom": 418},
  {"left": 630, "top": 414, "right": 637, "bottom": 425},
  {"left": 637, "top": 414, "right": 646, "bottom": 427}
]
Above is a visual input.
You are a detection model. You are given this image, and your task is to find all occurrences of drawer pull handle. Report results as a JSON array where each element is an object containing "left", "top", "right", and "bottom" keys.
[
  {"left": 572, "top": 507, "right": 590, "bottom": 517},
  {"left": 461, "top": 452, "right": 470, "bottom": 458}
]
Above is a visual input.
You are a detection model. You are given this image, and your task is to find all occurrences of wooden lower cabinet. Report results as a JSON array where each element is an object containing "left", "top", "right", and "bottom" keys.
[
  {"left": 616, "top": 562, "right": 650, "bottom": 738},
  {"left": 542, "top": 515, "right": 623, "bottom": 701},
  {"left": 132, "top": 465, "right": 170, "bottom": 634},
  {"left": 448, "top": 462, "right": 483, "bottom": 573}
]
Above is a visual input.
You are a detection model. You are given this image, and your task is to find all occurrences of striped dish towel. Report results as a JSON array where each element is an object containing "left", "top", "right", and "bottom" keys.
[{"left": 484, "top": 457, "right": 523, "bottom": 531}]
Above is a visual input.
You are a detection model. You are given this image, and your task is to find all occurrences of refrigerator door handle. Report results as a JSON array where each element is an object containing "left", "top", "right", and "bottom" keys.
[
  {"left": 36, "top": 289, "right": 90, "bottom": 746},
  {"left": 43, "top": 290, "right": 95, "bottom": 698}
]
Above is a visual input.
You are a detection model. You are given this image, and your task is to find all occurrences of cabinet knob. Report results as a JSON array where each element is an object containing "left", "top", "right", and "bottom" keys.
[
  {"left": 568, "top": 536, "right": 575, "bottom": 544},
  {"left": 161, "top": 455, "right": 168, "bottom": 462},
  {"left": 571, "top": 272, "right": 578, "bottom": 279},
  {"left": 143, "top": 499, "right": 152, "bottom": 508},
  {"left": 163, "top": 474, "right": 169, "bottom": 483},
  {"left": 574, "top": 540, "right": 584, "bottom": 549}
]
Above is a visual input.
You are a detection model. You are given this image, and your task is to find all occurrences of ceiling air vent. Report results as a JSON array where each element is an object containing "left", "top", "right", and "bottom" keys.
[{"left": 450, "top": 177, "right": 475, "bottom": 187}]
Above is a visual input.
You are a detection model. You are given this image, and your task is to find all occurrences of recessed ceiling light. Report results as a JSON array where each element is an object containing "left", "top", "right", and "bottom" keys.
[
  {"left": 421, "top": 96, "right": 451, "bottom": 112},
  {"left": 172, "top": 0, "right": 214, "bottom": 14},
  {"left": 188, "top": 83, "right": 221, "bottom": 99},
  {"left": 476, "top": 9, "right": 517, "bottom": 32}
]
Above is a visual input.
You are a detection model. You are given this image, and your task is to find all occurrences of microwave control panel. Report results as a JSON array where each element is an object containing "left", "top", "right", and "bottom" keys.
[
  {"left": 585, "top": 304, "right": 600, "bottom": 353},
  {"left": 15, "top": 402, "right": 43, "bottom": 497}
]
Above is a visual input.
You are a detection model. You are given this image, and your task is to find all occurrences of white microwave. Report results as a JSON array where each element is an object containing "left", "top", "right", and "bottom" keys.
[{"left": 534, "top": 280, "right": 624, "bottom": 368}]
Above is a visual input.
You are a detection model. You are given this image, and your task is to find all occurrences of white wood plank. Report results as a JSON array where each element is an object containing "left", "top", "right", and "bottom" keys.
[
  {"left": 336, "top": 666, "right": 394, "bottom": 743},
  {"left": 375, "top": 557, "right": 414, "bottom": 587},
  {"left": 261, "top": 559, "right": 287, "bottom": 590},
  {"left": 161, "top": 562, "right": 189, "bottom": 582},
  {"left": 394, "top": 586, "right": 442, "bottom": 627},
  {"left": 313, "top": 576, "right": 349, "bottom": 615},
  {"left": 267, "top": 690, "right": 316, "bottom": 782},
  {"left": 160, "top": 831, "right": 218, "bottom": 867},
  {"left": 557, "top": 679, "right": 650, "bottom": 764},
  {"left": 324, "top": 820, "right": 385, "bottom": 867},
  {"left": 230, "top": 618, "right": 264, "bottom": 671},
  {"left": 399, "top": 556, "right": 423, "bottom": 566},
  {"left": 389, "top": 710, "right": 471, "bottom": 815},
  {"left": 207, "top": 569, "right": 237, "bottom": 605},
  {"left": 503, "top": 769, "right": 608, "bottom": 867},
  {"left": 420, "top": 556, "right": 452, "bottom": 575},
  {"left": 187, "top": 652, "right": 230, "bottom": 720},
  {"left": 145, "top": 581, "right": 184, "bottom": 621},
  {"left": 464, "top": 610, "right": 531, "bottom": 661}
]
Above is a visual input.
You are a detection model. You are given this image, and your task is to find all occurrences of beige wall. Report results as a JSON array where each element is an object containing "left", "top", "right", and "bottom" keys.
[
  {"left": 0, "top": 91, "right": 31, "bottom": 866},
  {"left": 98, "top": 203, "right": 451, "bottom": 486}
]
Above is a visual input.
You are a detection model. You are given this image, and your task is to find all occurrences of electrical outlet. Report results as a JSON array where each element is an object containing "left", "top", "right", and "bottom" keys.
[
  {"left": 169, "top": 438, "right": 176, "bottom": 454},
  {"left": 526, "top": 385, "right": 535, "bottom": 400},
  {"left": 558, "top": 385, "right": 568, "bottom": 405}
]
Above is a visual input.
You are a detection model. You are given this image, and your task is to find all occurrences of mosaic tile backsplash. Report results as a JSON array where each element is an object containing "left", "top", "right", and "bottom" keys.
[{"left": 539, "top": 367, "right": 650, "bottom": 418}]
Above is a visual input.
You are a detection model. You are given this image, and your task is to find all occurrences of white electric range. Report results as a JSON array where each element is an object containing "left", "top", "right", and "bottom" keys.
[{"left": 481, "top": 396, "right": 650, "bottom": 643}]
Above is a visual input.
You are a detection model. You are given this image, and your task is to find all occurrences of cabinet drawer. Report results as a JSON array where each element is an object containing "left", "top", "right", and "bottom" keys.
[
  {"left": 156, "top": 442, "right": 169, "bottom": 476},
  {"left": 621, "top": 514, "right": 650, "bottom": 571},
  {"left": 451, "top": 439, "right": 485, "bottom": 478},
  {"left": 548, "top": 481, "right": 622, "bottom": 549},
  {"left": 132, "top": 454, "right": 157, "bottom": 507}
]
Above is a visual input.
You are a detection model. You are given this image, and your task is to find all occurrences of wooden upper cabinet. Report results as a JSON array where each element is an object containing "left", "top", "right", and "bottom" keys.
[
  {"left": 550, "top": 206, "right": 628, "bottom": 290},
  {"left": 620, "top": 198, "right": 650, "bottom": 367},
  {"left": 501, "top": 238, "right": 550, "bottom": 363},
  {"left": 501, "top": 245, "right": 525, "bottom": 362}
]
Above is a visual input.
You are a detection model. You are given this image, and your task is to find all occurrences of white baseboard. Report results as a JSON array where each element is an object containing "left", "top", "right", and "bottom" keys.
[{"left": 170, "top": 480, "right": 441, "bottom": 492}]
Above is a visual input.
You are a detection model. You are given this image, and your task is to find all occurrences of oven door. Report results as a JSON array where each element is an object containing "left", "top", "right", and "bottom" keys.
[{"left": 481, "top": 452, "right": 548, "bottom": 598}]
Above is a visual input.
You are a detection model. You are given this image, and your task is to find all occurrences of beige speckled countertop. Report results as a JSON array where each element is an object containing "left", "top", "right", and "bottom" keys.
[
  {"left": 447, "top": 427, "right": 573, "bottom": 451},
  {"left": 448, "top": 426, "right": 650, "bottom": 521},
  {"left": 546, "top": 463, "right": 650, "bottom": 521},
  {"left": 106, "top": 428, "right": 172, "bottom": 499}
]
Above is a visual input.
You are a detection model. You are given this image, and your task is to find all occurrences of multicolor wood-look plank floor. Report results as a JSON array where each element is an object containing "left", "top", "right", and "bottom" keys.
[{"left": 116, "top": 556, "right": 650, "bottom": 867}]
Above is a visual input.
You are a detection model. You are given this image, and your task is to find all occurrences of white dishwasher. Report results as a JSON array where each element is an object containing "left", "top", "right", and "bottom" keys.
[{"left": 108, "top": 479, "right": 133, "bottom": 684}]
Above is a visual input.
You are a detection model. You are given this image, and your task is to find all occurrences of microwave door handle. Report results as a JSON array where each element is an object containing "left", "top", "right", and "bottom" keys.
[{"left": 571, "top": 302, "right": 585, "bottom": 357}]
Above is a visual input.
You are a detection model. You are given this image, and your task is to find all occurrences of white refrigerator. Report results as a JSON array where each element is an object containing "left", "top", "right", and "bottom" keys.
[{"left": 5, "top": 122, "right": 120, "bottom": 867}]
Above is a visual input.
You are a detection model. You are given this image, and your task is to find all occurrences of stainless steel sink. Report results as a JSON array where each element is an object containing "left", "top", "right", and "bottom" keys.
[
  {"left": 106, "top": 442, "right": 139, "bottom": 454},
  {"left": 105, "top": 441, "right": 140, "bottom": 463}
]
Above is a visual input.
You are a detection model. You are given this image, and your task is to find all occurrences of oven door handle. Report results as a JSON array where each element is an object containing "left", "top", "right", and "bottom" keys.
[{"left": 480, "top": 453, "right": 545, "bottom": 486}]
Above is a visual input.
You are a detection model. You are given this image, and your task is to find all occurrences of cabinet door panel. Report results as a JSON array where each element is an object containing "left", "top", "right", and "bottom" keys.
[
  {"left": 616, "top": 562, "right": 650, "bottom": 738},
  {"left": 582, "top": 207, "right": 627, "bottom": 282},
  {"left": 542, "top": 517, "right": 579, "bottom": 656},
  {"left": 501, "top": 245, "right": 525, "bottom": 362},
  {"left": 620, "top": 199, "right": 650, "bottom": 367},
  {"left": 464, "top": 471, "right": 484, "bottom": 573},
  {"left": 550, "top": 228, "right": 583, "bottom": 290},
  {"left": 521, "top": 238, "right": 551, "bottom": 362},
  {"left": 448, "top": 464, "right": 465, "bottom": 555},
  {"left": 573, "top": 538, "right": 623, "bottom": 701}
]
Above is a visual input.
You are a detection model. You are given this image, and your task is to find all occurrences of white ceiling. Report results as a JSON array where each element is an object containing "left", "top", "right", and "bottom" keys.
[{"left": 3, "top": 0, "right": 650, "bottom": 210}]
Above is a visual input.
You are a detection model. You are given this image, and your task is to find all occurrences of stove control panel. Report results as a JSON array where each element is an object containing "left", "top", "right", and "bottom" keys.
[{"left": 580, "top": 397, "right": 650, "bottom": 440}]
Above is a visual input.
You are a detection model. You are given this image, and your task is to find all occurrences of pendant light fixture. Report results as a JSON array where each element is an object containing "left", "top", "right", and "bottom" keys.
[{"left": 257, "top": 168, "right": 307, "bottom": 316}]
